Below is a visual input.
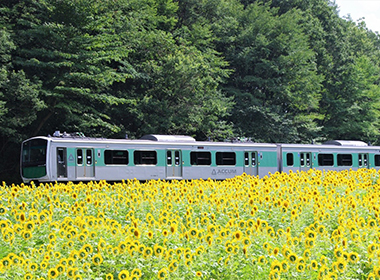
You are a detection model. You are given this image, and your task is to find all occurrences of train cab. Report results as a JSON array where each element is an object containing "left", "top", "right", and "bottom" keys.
[{"left": 21, "top": 137, "right": 50, "bottom": 183}]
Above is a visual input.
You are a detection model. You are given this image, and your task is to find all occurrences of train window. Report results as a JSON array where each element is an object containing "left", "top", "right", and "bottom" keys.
[
  {"left": 375, "top": 155, "right": 380, "bottom": 166},
  {"left": 337, "top": 154, "right": 352, "bottom": 166},
  {"left": 190, "top": 152, "right": 211, "bottom": 165},
  {"left": 216, "top": 152, "right": 236, "bottom": 166},
  {"left": 134, "top": 151, "right": 157, "bottom": 165},
  {"left": 175, "top": 151, "right": 180, "bottom": 165},
  {"left": 105, "top": 150, "right": 129, "bottom": 165},
  {"left": 252, "top": 153, "right": 256, "bottom": 166},
  {"left": 77, "top": 149, "right": 83, "bottom": 165},
  {"left": 167, "top": 151, "right": 172, "bottom": 165},
  {"left": 359, "top": 154, "right": 368, "bottom": 167},
  {"left": 86, "top": 149, "right": 93, "bottom": 165},
  {"left": 318, "top": 154, "right": 334, "bottom": 166},
  {"left": 286, "top": 153, "right": 294, "bottom": 166},
  {"left": 244, "top": 152, "right": 257, "bottom": 166},
  {"left": 306, "top": 153, "right": 311, "bottom": 166}
]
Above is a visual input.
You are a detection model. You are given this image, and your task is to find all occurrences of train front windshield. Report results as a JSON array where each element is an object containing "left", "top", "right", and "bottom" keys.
[{"left": 21, "top": 139, "right": 48, "bottom": 179}]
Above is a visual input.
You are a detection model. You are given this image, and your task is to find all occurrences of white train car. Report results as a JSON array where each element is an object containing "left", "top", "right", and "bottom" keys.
[
  {"left": 278, "top": 140, "right": 380, "bottom": 174},
  {"left": 20, "top": 133, "right": 278, "bottom": 183},
  {"left": 21, "top": 133, "right": 380, "bottom": 183}
]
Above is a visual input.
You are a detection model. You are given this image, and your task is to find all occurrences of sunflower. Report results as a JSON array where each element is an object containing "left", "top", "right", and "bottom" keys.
[
  {"left": 24, "top": 221, "right": 35, "bottom": 231},
  {"left": 78, "top": 249, "right": 87, "bottom": 259},
  {"left": 105, "top": 273, "right": 114, "bottom": 280},
  {"left": 281, "top": 260, "right": 289, "bottom": 272},
  {"left": 288, "top": 252, "right": 297, "bottom": 263},
  {"left": 40, "top": 261, "right": 48, "bottom": 270},
  {"left": 131, "top": 268, "right": 142, "bottom": 278},
  {"left": 47, "top": 233, "right": 56, "bottom": 244},
  {"left": 67, "top": 267, "right": 78, "bottom": 278},
  {"left": 305, "top": 237, "right": 315, "bottom": 248},
  {"left": 271, "top": 260, "right": 281, "bottom": 271},
  {"left": 59, "top": 258, "right": 67, "bottom": 266},
  {"left": 163, "top": 228, "right": 170, "bottom": 236},
  {"left": 157, "top": 268, "right": 168, "bottom": 279},
  {"left": 82, "top": 243, "right": 93, "bottom": 254},
  {"left": 112, "top": 247, "right": 120, "bottom": 255},
  {"left": 310, "top": 260, "right": 318, "bottom": 271},
  {"left": 189, "top": 228, "right": 198, "bottom": 237},
  {"left": 368, "top": 219, "right": 377, "bottom": 228},
  {"left": 56, "top": 264, "right": 65, "bottom": 274},
  {"left": 268, "top": 246, "right": 278, "bottom": 256},
  {"left": 67, "top": 257, "right": 75, "bottom": 266},
  {"left": 263, "top": 242, "right": 270, "bottom": 250},
  {"left": 303, "top": 249, "right": 310, "bottom": 259},
  {"left": 118, "top": 241, "right": 127, "bottom": 253},
  {"left": 283, "top": 247, "right": 292, "bottom": 258},
  {"left": 143, "top": 247, "right": 153, "bottom": 258},
  {"left": 196, "top": 246, "right": 205, "bottom": 255},
  {"left": 374, "top": 266, "right": 380, "bottom": 278},
  {"left": 0, "top": 205, "right": 7, "bottom": 215},
  {"left": 154, "top": 245, "right": 164, "bottom": 256},
  {"left": 92, "top": 253, "right": 103, "bottom": 265},
  {"left": 317, "top": 225, "right": 326, "bottom": 235},
  {"left": 336, "top": 258, "right": 347, "bottom": 273},
  {"left": 118, "top": 270, "right": 130, "bottom": 280},
  {"left": 28, "top": 262, "right": 38, "bottom": 271},
  {"left": 22, "top": 230, "right": 32, "bottom": 240},
  {"left": 195, "top": 271, "right": 202, "bottom": 277},
  {"left": 368, "top": 244, "right": 377, "bottom": 254},
  {"left": 225, "top": 245, "right": 234, "bottom": 254},
  {"left": 348, "top": 252, "right": 359, "bottom": 263},
  {"left": 208, "top": 224, "right": 216, "bottom": 234},
  {"left": 334, "top": 248, "right": 343, "bottom": 258},
  {"left": 268, "top": 270, "right": 280, "bottom": 280},
  {"left": 24, "top": 273, "right": 33, "bottom": 280},
  {"left": 296, "top": 262, "right": 305, "bottom": 272},
  {"left": 233, "top": 230, "right": 243, "bottom": 241},
  {"left": 48, "top": 268, "right": 59, "bottom": 279},
  {"left": 168, "top": 261, "right": 177, "bottom": 272},
  {"left": 258, "top": 256, "right": 267, "bottom": 264},
  {"left": 82, "top": 262, "right": 91, "bottom": 272},
  {"left": 133, "top": 228, "right": 141, "bottom": 239},
  {"left": 78, "top": 233, "right": 87, "bottom": 242}
]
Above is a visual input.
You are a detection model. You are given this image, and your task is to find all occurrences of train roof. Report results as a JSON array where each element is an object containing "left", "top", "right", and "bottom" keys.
[
  {"left": 139, "top": 134, "right": 196, "bottom": 142},
  {"left": 24, "top": 133, "right": 378, "bottom": 150},
  {"left": 25, "top": 134, "right": 277, "bottom": 148},
  {"left": 322, "top": 140, "right": 368, "bottom": 146}
]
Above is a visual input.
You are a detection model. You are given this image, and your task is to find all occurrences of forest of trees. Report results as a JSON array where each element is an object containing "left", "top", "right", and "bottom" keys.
[{"left": 1, "top": 0, "right": 380, "bottom": 182}]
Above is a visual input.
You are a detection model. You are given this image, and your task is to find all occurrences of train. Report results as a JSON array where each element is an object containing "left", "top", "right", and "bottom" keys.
[{"left": 20, "top": 131, "right": 380, "bottom": 183}]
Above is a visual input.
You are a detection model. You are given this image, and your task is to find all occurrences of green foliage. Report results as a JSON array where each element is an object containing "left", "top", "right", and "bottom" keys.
[
  {"left": 220, "top": 2, "right": 323, "bottom": 142},
  {"left": 1, "top": 0, "right": 380, "bottom": 182}
]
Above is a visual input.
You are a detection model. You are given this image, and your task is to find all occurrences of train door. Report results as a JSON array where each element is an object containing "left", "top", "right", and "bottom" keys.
[
  {"left": 57, "top": 148, "right": 67, "bottom": 178},
  {"left": 244, "top": 151, "right": 258, "bottom": 176},
  {"left": 300, "top": 152, "right": 312, "bottom": 171},
  {"left": 166, "top": 150, "right": 182, "bottom": 178},
  {"left": 358, "top": 153, "right": 369, "bottom": 168},
  {"left": 76, "top": 148, "right": 95, "bottom": 178}
]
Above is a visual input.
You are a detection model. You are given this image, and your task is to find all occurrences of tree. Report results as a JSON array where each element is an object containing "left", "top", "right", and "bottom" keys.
[
  {"left": 5, "top": 0, "right": 135, "bottom": 137},
  {"left": 0, "top": 27, "right": 43, "bottom": 181},
  {"left": 219, "top": 2, "right": 322, "bottom": 142},
  {"left": 109, "top": 0, "right": 234, "bottom": 140}
]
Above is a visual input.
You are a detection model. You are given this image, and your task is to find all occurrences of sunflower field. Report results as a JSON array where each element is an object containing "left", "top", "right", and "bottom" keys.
[{"left": 1, "top": 169, "right": 380, "bottom": 279}]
